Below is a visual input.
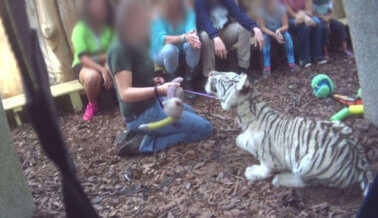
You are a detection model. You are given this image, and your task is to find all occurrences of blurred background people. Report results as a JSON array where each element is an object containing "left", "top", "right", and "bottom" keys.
[
  {"left": 151, "top": 0, "right": 201, "bottom": 99},
  {"left": 195, "top": 0, "right": 265, "bottom": 77},
  {"left": 257, "top": 0, "right": 300, "bottom": 78},
  {"left": 108, "top": 0, "right": 212, "bottom": 157},
  {"left": 71, "top": 0, "right": 115, "bottom": 121},
  {"left": 312, "top": 0, "right": 353, "bottom": 60},
  {"left": 282, "top": 0, "right": 326, "bottom": 68}
]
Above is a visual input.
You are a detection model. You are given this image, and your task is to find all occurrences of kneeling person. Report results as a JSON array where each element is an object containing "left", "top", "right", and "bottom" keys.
[{"left": 108, "top": 0, "right": 213, "bottom": 157}]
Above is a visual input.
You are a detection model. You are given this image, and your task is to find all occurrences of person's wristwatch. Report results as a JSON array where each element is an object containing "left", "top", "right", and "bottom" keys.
[{"left": 181, "top": 34, "right": 186, "bottom": 43}]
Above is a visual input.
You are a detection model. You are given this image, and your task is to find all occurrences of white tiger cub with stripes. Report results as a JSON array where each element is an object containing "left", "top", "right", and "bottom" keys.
[{"left": 205, "top": 72, "right": 373, "bottom": 196}]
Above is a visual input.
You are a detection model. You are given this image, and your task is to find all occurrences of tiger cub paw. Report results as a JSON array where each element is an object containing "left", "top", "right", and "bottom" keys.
[
  {"left": 244, "top": 165, "right": 271, "bottom": 182},
  {"left": 236, "top": 133, "right": 249, "bottom": 150}
]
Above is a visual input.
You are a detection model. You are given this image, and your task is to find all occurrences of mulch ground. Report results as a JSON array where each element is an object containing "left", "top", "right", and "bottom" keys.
[{"left": 13, "top": 53, "right": 378, "bottom": 218}]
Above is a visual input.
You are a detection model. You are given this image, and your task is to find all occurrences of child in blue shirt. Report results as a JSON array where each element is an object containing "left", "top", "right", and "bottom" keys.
[
  {"left": 150, "top": 0, "right": 201, "bottom": 99},
  {"left": 257, "top": 0, "right": 300, "bottom": 78}
]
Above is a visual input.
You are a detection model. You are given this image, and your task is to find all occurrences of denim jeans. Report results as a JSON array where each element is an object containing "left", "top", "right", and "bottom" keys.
[
  {"left": 321, "top": 19, "right": 348, "bottom": 47},
  {"left": 126, "top": 100, "right": 213, "bottom": 153},
  {"left": 153, "top": 43, "right": 201, "bottom": 75},
  {"left": 289, "top": 17, "right": 323, "bottom": 64},
  {"left": 262, "top": 31, "right": 295, "bottom": 68}
]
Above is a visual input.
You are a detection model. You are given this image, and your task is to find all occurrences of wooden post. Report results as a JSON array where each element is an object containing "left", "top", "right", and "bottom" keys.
[{"left": 33, "top": 0, "right": 74, "bottom": 84}]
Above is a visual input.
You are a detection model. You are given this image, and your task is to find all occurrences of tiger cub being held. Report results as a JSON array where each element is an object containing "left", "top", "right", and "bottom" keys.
[{"left": 205, "top": 72, "right": 373, "bottom": 196}]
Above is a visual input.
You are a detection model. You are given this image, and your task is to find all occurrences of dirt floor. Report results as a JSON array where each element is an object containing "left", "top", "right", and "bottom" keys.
[{"left": 13, "top": 53, "right": 378, "bottom": 218}]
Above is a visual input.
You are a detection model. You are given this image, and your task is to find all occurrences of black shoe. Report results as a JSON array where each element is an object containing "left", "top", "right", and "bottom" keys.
[
  {"left": 114, "top": 129, "right": 132, "bottom": 147},
  {"left": 117, "top": 133, "right": 146, "bottom": 157}
]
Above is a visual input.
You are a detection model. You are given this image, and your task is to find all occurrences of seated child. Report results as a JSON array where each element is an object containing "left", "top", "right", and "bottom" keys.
[
  {"left": 257, "top": 0, "right": 300, "bottom": 78},
  {"left": 283, "top": 0, "right": 327, "bottom": 68},
  {"left": 312, "top": 0, "right": 353, "bottom": 59},
  {"left": 71, "top": 0, "right": 115, "bottom": 121}
]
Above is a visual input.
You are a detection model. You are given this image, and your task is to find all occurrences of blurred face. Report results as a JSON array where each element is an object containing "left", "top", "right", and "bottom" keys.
[
  {"left": 267, "top": 0, "right": 279, "bottom": 12},
  {"left": 166, "top": 0, "right": 182, "bottom": 10},
  {"left": 122, "top": 2, "right": 151, "bottom": 45},
  {"left": 87, "top": 0, "right": 108, "bottom": 23}
]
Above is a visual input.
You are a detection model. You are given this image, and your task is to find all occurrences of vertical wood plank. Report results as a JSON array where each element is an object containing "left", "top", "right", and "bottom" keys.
[{"left": 33, "top": 0, "right": 74, "bottom": 84}]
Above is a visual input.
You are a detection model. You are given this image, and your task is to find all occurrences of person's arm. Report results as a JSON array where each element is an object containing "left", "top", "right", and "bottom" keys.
[
  {"left": 114, "top": 70, "right": 156, "bottom": 103},
  {"left": 305, "top": 0, "right": 313, "bottom": 16},
  {"left": 114, "top": 70, "right": 178, "bottom": 103},
  {"left": 194, "top": 0, "right": 219, "bottom": 39},
  {"left": 277, "top": 13, "right": 289, "bottom": 33},
  {"left": 164, "top": 10, "right": 199, "bottom": 46},
  {"left": 164, "top": 35, "right": 185, "bottom": 45},
  {"left": 283, "top": 2, "right": 297, "bottom": 18},
  {"left": 97, "top": 53, "right": 107, "bottom": 65},
  {"left": 222, "top": 0, "right": 258, "bottom": 31},
  {"left": 256, "top": 16, "right": 275, "bottom": 37}
]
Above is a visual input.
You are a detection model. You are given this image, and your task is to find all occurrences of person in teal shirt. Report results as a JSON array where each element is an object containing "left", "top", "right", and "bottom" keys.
[
  {"left": 71, "top": 0, "right": 115, "bottom": 121},
  {"left": 150, "top": 0, "right": 201, "bottom": 99}
]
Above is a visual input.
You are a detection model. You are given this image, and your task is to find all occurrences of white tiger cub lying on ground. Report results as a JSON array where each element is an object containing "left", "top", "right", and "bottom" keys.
[{"left": 205, "top": 72, "right": 373, "bottom": 196}]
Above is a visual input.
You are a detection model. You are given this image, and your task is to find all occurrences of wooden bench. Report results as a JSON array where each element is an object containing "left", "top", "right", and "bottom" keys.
[{"left": 2, "top": 80, "right": 84, "bottom": 126}]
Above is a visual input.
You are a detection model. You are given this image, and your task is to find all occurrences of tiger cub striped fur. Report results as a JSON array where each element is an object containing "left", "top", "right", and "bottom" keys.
[{"left": 205, "top": 72, "right": 373, "bottom": 196}]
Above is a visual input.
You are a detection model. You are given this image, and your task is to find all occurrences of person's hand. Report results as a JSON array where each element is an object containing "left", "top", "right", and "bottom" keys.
[
  {"left": 153, "top": 77, "right": 165, "bottom": 85},
  {"left": 323, "top": 15, "right": 331, "bottom": 22},
  {"left": 275, "top": 29, "right": 285, "bottom": 44},
  {"left": 304, "top": 15, "right": 316, "bottom": 27},
  {"left": 101, "top": 68, "right": 113, "bottom": 90},
  {"left": 213, "top": 36, "right": 227, "bottom": 60},
  {"left": 295, "top": 11, "right": 306, "bottom": 25},
  {"left": 185, "top": 30, "right": 201, "bottom": 49},
  {"left": 157, "top": 82, "right": 180, "bottom": 95},
  {"left": 253, "top": 27, "right": 265, "bottom": 50}
]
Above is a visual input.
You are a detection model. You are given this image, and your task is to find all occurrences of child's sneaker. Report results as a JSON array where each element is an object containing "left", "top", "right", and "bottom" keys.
[
  {"left": 83, "top": 103, "right": 98, "bottom": 121},
  {"left": 299, "top": 60, "right": 312, "bottom": 68},
  {"left": 343, "top": 49, "right": 354, "bottom": 57},
  {"left": 117, "top": 133, "right": 146, "bottom": 157},
  {"left": 262, "top": 67, "right": 271, "bottom": 79},
  {"left": 317, "top": 59, "right": 327, "bottom": 65},
  {"left": 289, "top": 63, "right": 301, "bottom": 73}
]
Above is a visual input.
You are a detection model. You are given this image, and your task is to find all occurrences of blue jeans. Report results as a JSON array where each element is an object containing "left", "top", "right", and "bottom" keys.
[
  {"left": 289, "top": 17, "right": 323, "bottom": 64},
  {"left": 262, "top": 31, "right": 295, "bottom": 68},
  {"left": 153, "top": 43, "right": 201, "bottom": 75},
  {"left": 126, "top": 100, "right": 213, "bottom": 153}
]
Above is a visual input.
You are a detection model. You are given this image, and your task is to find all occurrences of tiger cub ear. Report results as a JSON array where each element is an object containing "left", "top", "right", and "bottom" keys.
[{"left": 237, "top": 73, "right": 249, "bottom": 91}]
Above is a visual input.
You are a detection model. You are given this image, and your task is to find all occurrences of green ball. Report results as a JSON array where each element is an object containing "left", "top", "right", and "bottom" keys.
[{"left": 311, "top": 74, "right": 335, "bottom": 98}]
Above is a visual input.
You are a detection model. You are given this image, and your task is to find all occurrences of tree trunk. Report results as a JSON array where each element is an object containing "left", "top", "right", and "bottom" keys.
[
  {"left": 343, "top": 0, "right": 378, "bottom": 126},
  {"left": 34, "top": 0, "right": 74, "bottom": 84},
  {"left": 57, "top": 0, "right": 79, "bottom": 53},
  {"left": 0, "top": 18, "right": 23, "bottom": 98}
]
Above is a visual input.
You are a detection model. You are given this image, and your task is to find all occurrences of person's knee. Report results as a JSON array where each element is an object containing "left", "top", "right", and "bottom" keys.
[
  {"left": 198, "top": 120, "right": 213, "bottom": 138},
  {"left": 237, "top": 23, "right": 251, "bottom": 37},
  {"left": 83, "top": 69, "right": 102, "bottom": 86},
  {"left": 162, "top": 44, "right": 179, "bottom": 59},
  {"left": 200, "top": 31, "right": 211, "bottom": 44},
  {"left": 184, "top": 43, "right": 201, "bottom": 67}
]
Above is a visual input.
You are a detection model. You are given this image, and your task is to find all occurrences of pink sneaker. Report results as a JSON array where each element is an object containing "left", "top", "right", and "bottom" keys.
[{"left": 83, "top": 103, "right": 98, "bottom": 121}]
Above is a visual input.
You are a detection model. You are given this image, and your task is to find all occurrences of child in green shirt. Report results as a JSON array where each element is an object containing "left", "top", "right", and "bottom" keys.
[{"left": 71, "top": 0, "right": 115, "bottom": 121}]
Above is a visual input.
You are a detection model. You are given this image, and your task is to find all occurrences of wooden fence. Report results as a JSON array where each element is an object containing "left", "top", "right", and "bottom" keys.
[{"left": 0, "top": 0, "right": 347, "bottom": 99}]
